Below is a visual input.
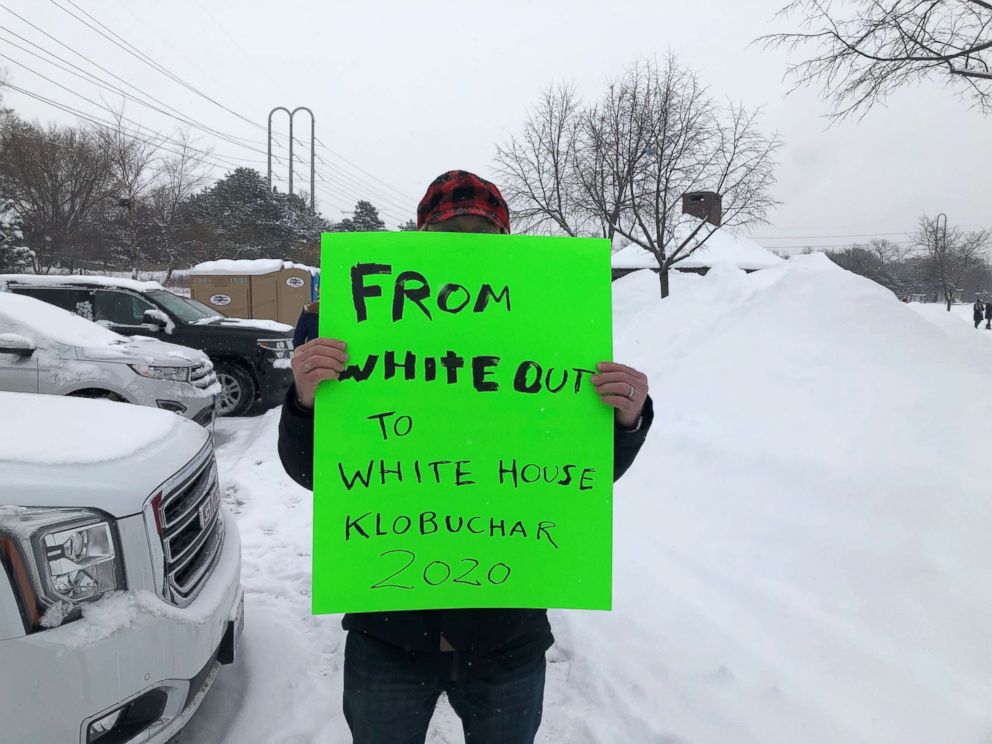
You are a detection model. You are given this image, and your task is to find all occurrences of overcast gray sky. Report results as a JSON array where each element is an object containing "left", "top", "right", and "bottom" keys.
[{"left": 2, "top": 0, "right": 989, "bottom": 254}]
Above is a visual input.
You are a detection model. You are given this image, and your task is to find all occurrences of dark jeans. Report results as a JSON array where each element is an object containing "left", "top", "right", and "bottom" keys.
[{"left": 343, "top": 631, "right": 546, "bottom": 744}]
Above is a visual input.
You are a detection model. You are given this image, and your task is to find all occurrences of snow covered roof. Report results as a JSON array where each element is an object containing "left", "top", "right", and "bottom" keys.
[
  {"left": 0, "top": 291, "right": 123, "bottom": 347},
  {"left": 611, "top": 229, "right": 783, "bottom": 271},
  {"left": 189, "top": 259, "right": 318, "bottom": 276},
  {"left": 0, "top": 273, "right": 164, "bottom": 292}
]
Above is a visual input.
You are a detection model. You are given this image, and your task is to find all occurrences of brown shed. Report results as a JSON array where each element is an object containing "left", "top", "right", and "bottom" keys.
[
  {"left": 189, "top": 259, "right": 317, "bottom": 323},
  {"left": 276, "top": 265, "right": 312, "bottom": 325}
]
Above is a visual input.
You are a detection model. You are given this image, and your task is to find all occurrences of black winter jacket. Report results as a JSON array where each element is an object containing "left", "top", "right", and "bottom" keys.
[{"left": 278, "top": 386, "right": 653, "bottom": 678}]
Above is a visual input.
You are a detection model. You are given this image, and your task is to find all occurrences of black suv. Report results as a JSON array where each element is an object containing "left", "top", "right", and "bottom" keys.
[{"left": 0, "top": 276, "right": 295, "bottom": 416}]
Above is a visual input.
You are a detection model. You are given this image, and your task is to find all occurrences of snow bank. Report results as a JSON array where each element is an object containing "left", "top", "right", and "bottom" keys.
[
  {"left": 180, "top": 256, "right": 992, "bottom": 744},
  {"left": 589, "top": 257, "right": 992, "bottom": 743},
  {"left": 0, "top": 392, "right": 182, "bottom": 465}
]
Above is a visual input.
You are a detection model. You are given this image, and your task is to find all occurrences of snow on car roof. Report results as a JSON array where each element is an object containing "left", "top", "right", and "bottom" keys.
[
  {"left": 0, "top": 273, "right": 165, "bottom": 292},
  {"left": 0, "top": 391, "right": 184, "bottom": 465},
  {"left": 188, "top": 259, "right": 317, "bottom": 276},
  {"left": 0, "top": 291, "right": 124, "bottom": 347},
  {"left": 611, "top": 228, "right": 783, "bottom": 271}
]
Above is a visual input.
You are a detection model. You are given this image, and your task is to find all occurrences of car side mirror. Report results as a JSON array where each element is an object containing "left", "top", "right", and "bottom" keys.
[
  {"left": 143, "top": 309, "right": 170, "bottom": 330},
  {"left": 0, "top": 333, "right": 36, "bottom": 357}
]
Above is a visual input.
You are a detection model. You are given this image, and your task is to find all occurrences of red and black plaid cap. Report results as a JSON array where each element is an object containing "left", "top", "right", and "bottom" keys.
[{"left": 416, "top": 170, "right": 511, "bottom": 234}]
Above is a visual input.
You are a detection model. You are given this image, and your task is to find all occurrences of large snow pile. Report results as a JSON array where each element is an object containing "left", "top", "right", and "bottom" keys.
[{"left": 178, "top": 255, "right": 992, "bottom": 744}]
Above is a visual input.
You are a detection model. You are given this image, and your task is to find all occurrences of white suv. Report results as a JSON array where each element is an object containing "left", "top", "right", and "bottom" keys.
[
  {"left": 0, "top": 391, "right": 243, "bottom": 744},
  {"left": 0, "top": 292, "right": 219, "bottom": 427}
]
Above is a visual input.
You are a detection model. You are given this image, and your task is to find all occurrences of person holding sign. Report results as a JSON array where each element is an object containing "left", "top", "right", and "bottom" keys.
[{"left": 279, "top": 170, "right": 653, "bottom": 744}]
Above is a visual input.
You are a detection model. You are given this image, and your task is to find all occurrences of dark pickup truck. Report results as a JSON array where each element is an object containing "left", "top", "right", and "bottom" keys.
[{"left": 0, "top": 275, "right": 295, "bottom": 416}]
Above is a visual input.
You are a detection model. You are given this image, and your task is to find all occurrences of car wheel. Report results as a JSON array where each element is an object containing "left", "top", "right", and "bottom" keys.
[{"left": 214, "top": 363, "right": 256, "bottom": 417}]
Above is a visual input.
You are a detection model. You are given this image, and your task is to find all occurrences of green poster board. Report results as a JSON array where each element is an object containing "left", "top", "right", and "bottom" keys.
[{"left": 313, "top": 231, "right": 613, "bottom": 614}]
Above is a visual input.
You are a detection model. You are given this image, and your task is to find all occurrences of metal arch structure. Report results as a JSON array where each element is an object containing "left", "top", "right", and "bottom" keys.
[{"left": 267, "top": 106, "right": 316, "bottom": 210}]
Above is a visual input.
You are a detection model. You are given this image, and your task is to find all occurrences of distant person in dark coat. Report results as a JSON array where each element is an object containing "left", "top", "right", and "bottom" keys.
[
  {"left": 985, "top": 301, "right": 992, "bottom": 330},
  {"left": 293, "top": 301, "right": 319, "bottom": 348},
  {"left": 973, "top": 299, "right": 985, "bottom": 329}
]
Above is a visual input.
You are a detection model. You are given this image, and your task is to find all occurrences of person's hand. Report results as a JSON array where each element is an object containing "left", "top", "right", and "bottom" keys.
[
  {"left": 291, "top": 338, "right": 348, "bottom": 410},
  {"left": 592, "top": 361, "right": 649, "bottom": 429}
]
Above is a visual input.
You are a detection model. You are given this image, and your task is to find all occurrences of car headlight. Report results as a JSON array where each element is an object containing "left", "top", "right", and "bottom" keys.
[
  {"left": 129, "top": 363, "right": 190, "bottom": 382},
  {"left": 0, "top": 508, "right": 124, "bottom": 631}
]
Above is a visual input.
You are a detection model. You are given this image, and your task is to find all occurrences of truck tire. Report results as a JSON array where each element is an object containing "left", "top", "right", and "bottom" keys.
[{"left": 214, "top": 362, "right": 256, "bottom": 417}]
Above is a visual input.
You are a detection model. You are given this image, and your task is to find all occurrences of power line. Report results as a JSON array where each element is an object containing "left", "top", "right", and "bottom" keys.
[
  {"left": 4, "top": 1, "right": 413, "bottom": 220},
  {"left": 315, "top": 136, "right": 418, "bottom": 202},
  {"left": 188, "top": 0, "right": 284, "bottom": 91},
  {"left": 38, "top": 1, "right": 417, "bottom": 213},
  {"left": 0, "top": 5, "right": 282, "bottom": 163},
  {"left": 752, "top": 231, "right": 913, "bottom": 240},
  {"left": 0, "top": 80, "right": 256, "bottom": 175},
  {"left": 314, "top": 164, "right": 412, "bottom": 215},
  {"left": 45, "top": 0, "right": 267, "bottom": 135},
  {"left": 763, "top": 241, "right": 919, "bottom": 251},
  {"left": 2, "top": 81, "right": 404, "bottom": 229},
  {"left": 56, "top": 0, "right": 301, "bottom": 158},
  {"left": 0, "top": 46, "right": 277, "bottom": 166},
  {"left": 4, "top": 76, "right": 393, "bottom": 221},
  {"left": 315, "top": 172, "right": 410, "bottom": 221}
]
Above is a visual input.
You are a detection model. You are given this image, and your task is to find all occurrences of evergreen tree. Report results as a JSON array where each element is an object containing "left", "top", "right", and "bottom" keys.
[
  {"left": 0, "top": 199, "right": 34, "bottom": 272},
  {"left": 338, "top": 200, "right": 385, "bottom": 232},
  {"left": 181, "top": 168, "right": 329, "bottom": 259},
  {"left": 398, "top": 219, "right": 417, "bottom": 231}
]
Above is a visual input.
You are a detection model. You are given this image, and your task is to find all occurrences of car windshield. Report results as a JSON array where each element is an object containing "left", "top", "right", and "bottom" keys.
[
  {"left": 148, "top": 289, "right": 221, "bottom": 323},
  {"left": 182, "top": 296, "right": 225, "bottom": 318}
]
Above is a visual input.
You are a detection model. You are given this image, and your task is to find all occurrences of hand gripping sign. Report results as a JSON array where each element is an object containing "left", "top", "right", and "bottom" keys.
[{"left": 312, "top": 231, "right": 613, "bottom": 614}]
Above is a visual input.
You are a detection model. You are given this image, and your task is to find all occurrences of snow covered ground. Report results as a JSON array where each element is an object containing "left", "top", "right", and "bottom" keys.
[{"left": 176, "top": 256, "right": 992, "bottom": 744}]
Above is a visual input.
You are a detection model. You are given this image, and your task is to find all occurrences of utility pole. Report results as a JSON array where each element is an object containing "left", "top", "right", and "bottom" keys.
[
  {"left": 935, "top": 212, "right": 949, "bottom": 310},
  {"left": 118, "top": 197, "right": 136, "bottom": 279},
  {"left": 268, "top": 107, "right": 316, "bottom": 211}
]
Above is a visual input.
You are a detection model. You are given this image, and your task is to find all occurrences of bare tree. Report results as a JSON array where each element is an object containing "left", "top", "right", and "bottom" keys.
[
  {"left": 915, "top": 215, "right": 989, "bottom": 309},
  {"left": 147, "top": 130, "right": 210, "bottom": 282},
  {"left": 497, "top": 56, "right": 781, "bottom": 297},
  {"left": 0, "top": 116, "right": 113, "bottom": 272},
  {"left": 762, "top": 0, "right": 992, "bottom": 117},
  {"left": 612, "top": 59, "right": 781, "bottom": 296},
  {"left": 827, "top": 238, "right": 911, "bottom": 294},
  {"left": 576, "top": 63, "right": 656, "bottom": 244},
  {"left": 864, "top": 237, "right": 912, "bottom": 265},
  {"left": 495, "top": 84, "right": 591, "bottom": 236},
  {"left": 95, "top": 110, "right": 163, "bottom": 278}
]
